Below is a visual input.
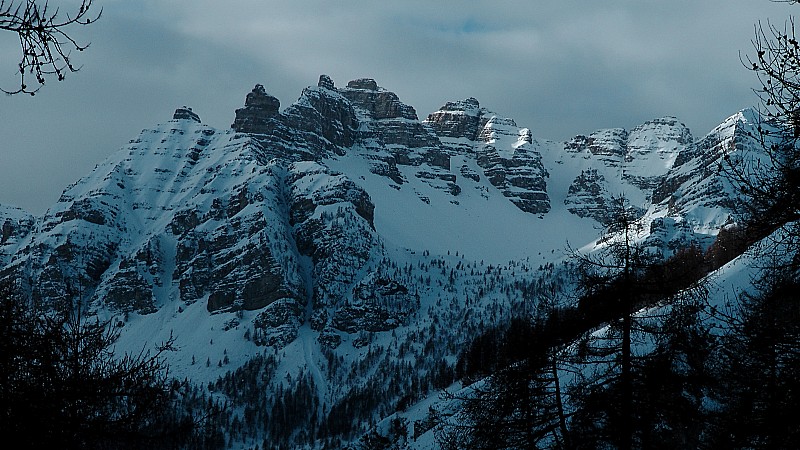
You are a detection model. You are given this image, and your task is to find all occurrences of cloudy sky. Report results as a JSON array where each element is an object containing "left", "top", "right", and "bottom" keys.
[{"left": 0, "top": 0, "right": 796, "bottom": 215}]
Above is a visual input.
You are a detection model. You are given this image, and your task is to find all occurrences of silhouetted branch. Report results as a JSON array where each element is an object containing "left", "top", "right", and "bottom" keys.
[{"left": 0, "top": 0, "right": 100, "bottom": 95}]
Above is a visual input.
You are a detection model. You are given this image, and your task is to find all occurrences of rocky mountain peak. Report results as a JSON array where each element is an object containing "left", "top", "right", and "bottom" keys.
[
  {"left": 318, "top": 74, "right": 335, "bottom": 90},
  {"left": 346, "top": 78, "right": 379, "bottom": 91},
  {"left": 627, "top": 117, "right": 693, "bottom": 154},
  {"left": 280, "top": 80, "right": 360, "bottom": 154},
  {"left": 707, "top": 108, "right": 761, "bottom": 142},
  {"left": 424, "top": 98, "right": 483, "bottom": 140},
  {"left": 651, "top": 109, "right": 763, "bottom": 219},
  {"left": 231, "top": 84, "right": 281, "bottom": 134},
  {"left": 478, "top": 115, "right": 519, "bottom": 145},
  {"left": 624, "top": 117, "right": 692, "bottom": 190},
  {"left": 172, "top": 106, "right": 201, "bottom": 123},
  {"left": 442, "top": 97, "right": 481, "bottom": 114},
  {"left": 339, "top": 78, "right": 418, "bottom": 120}
]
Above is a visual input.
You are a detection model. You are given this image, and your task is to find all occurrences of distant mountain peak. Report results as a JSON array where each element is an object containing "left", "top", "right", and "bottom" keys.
[
  {"left": 231, "top": 84, "right": 281, "bottom": 134},
  {"left": 172, "top": 106, "right": 201, "bottom": 123}
]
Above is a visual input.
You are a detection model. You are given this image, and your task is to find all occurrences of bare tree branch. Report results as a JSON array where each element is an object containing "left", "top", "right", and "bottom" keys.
[{"left": 0, "top": 0, "right": 100, "bottom": 95}]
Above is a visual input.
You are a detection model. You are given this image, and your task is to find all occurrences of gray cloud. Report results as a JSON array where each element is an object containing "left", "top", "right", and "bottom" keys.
[{"left": 0, "top": 0, "right": 795, "bottom": 214}]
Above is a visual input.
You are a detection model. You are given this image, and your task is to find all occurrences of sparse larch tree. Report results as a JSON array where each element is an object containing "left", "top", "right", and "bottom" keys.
[{"left": 727, "top": 2, "right": 800, "bottom": 259}]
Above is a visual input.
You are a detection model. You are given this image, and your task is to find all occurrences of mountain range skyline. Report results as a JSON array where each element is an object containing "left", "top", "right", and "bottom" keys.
[
  {"left": 0, "top": 0, "right": 796, "bottom": 215},
  {"left": 0, "top": 66, "right": 781, "bottom": 448}
]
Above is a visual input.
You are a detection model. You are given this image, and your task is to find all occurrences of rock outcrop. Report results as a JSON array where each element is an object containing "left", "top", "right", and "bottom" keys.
[
  {"left": 173, "top": 106, "right": 201, "bottom": 123},
  {"left": 424, "top": 97, "right": 482, "bottom": 142},
  {"left": 564, "top": 168, "right": 611, "bottom": 223},
  {"left": 340, "top": 78, "right": 440, "bottom": 149},
  {"left": 0, "top": 205, "right": 34, "bottom": 267},
  {"left": 231, "top": 84, "right": 281, "bottom": 134},
  {"left": 425, "top": 99, "right": 551, "bottom": 214}
]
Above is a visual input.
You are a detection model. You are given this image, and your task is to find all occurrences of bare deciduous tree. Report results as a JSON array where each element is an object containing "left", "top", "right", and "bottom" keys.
[
  {"left": 1, "top": 0, "right": 100, "bottom": 95},
  {"left": 721, "top": 4, "right": 800, "bottom": 268}
]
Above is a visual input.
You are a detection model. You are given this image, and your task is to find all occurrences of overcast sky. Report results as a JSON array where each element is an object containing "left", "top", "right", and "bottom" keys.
[{"left": 0, "top": 0, "right": 796, "bottom": 215}]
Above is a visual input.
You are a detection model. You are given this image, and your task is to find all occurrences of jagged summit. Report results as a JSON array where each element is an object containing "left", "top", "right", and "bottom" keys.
[
  {"left": 346, "top": 78, "right": 380, "bottom": 91},
  {"left": 424, "top": 98, "right": 483, "bottom": 140},
  {"left": 172, "top": 106, "right": 201, "bottom": 123},
  {"left": 339, "top": 77, "right": 419, "bottom": 121},
  {"left": 317, "top": 74, "right": 335, "bottom": 90},
  {"left": 231, "top": 84, "right": 281, "bottom": 134}
]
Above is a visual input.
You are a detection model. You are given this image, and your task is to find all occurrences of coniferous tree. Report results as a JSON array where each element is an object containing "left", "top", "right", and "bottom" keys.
[
  {"left": 706, "top": 271, "right": 800, "bottom": 449},
  {"left": 633, "top": 292, "right": 715, "bottom": 449},
  {"left": 437, "top": 317, "right": 569, "bottom": 449},
  {"left": 0, "top": 281, "right": 222, "bottom": 449},
  {"left": 566, "top": 196, "right": 712, "bottom": 449},
  {"left": 567, "top": 196, "right": 654, "bottom": 450}
]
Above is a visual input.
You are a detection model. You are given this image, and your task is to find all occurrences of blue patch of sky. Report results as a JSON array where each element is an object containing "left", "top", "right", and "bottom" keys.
[
  {"left": 459, "top": 17, "right": 489, "bottom": 34},
  {"left": 398, "top": 15, "right": 496, "bottom": 36}
]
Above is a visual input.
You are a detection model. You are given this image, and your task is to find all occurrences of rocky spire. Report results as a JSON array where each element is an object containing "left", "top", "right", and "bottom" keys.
[
  {"left": 231, "top": 84, "right": 281, "bottom": 134},
  {"left": 172, "top": 106, "right": 201, "bottom": 123},
  {"left": 318, "top": 74, "right": 335, "bottom": 90},
  {"left": 340, "top": 78, "right": 418, "bottom": 120},
  {"left": 424, "top": 98, "right": 483, "bottom": 140},
  {"left": 346, "top": 78, "right": 379, "bottom": 91}
]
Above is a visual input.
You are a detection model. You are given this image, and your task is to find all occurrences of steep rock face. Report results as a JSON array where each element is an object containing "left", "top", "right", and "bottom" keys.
[
  {"left": 101, "top": 237, "right": 163, "bottom": 314},
  {"left": 0, "top": 205, "right": 35, "bottom": 267},
  {"left": 564, "top": 168, "right": 610, "bottom": 223},
  {"left": 287, "top": 161, "right": 385, "bottom": 337},
  {"left": 425, "top": 99, "right": 551, "bottom": 214},
  {"left": 231, "top": 82, "right": 360, "bottom": 160},
  {"left": 560, "top": 117, "right": 692, "bottom": 225},
  {"left": 477, "top": 146, "right": 550, "bottom": 214},
  {"left": 624, "top": 117, "right": 692, "bottom": 191},
  {"left": 281, "top": 85, "right": 360, "bottom": 153},
  {"left": 424, "top": 97, "right": 482, "bottom": 142},
  {"left": 231, "top": 84, "right": 281, "bottom": 134},
  {"left": 475, "top": 119, "right": 550, "bottom": 214},
  {"left": 172, "top": 207, "right": 297, "bottom": 314},
  {"left": 339, "top": 78, "right": 441, "bottom": 150},
  {"left": 8, "top": 186, "right": 128, "bottom": 309},
  {"left": 340, "top": 78, "right": 418, "bottom": 121},
  {"left": 646, "top": 110, "right": 764, "bottom": 246}
]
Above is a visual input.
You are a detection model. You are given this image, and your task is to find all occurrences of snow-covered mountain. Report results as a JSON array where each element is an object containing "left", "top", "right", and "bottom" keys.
[{"left": 0, "top": 74, "right": 764, "bottom": 448}]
